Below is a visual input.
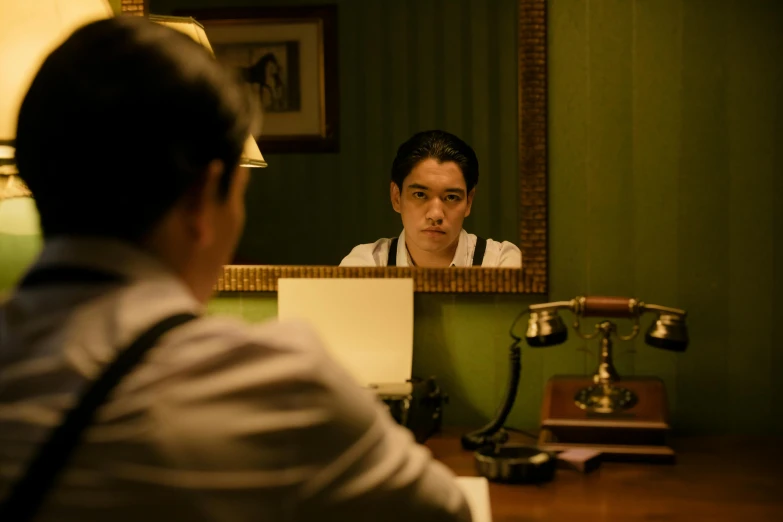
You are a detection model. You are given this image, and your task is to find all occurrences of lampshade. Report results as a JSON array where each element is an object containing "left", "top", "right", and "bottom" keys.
[
  {"left": 644, "top": 313, "right": 689, "bottom": 352},
  {"left": 525, "top": 309, "right": 568, "bottom": 348},
  {"left": 0, "top": 0, "right": 111, "bottom": 238},
  {"left": 147, "top": 14, "right": 214, "bottom": 54},
  {"left": 149, "top": 15, "right": 267, "bottom": 168},
  {"left": 240, "top": 136, "right": 267, "bottom": 168},
  {"left": 0, "top": 0, "right": 114, "bottom": 162}
]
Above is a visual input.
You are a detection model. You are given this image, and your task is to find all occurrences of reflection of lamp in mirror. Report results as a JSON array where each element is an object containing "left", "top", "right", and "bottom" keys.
[{"left": 148, "top": 14, "right": 267, "bottom": 169}]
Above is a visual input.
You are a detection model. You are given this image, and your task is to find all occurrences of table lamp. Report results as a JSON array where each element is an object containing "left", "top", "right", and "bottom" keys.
[
  {"left": 0, "top": 4, "right": 266, "bottom": 237},
  {"left": 0, "top": 0, "right": 114, "bottom": 240}
]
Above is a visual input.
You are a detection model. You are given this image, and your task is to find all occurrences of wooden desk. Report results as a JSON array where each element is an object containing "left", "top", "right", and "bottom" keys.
[{"left": 426, "top": 430, "right": 783, "bottom": 522}]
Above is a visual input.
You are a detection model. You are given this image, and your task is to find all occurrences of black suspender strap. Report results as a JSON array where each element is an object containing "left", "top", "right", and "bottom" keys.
[
  {"left": 0, "top": 314, "right": 197, "bottom": 522},
  {"left": 0, "top": 267, "right": 198, "bottom": 522},
  {"left": 387, "top": 237, "right": 399, "bottom": 267},
  {"left": 472, "top": 236, "right": 487, "bottom": 266}
]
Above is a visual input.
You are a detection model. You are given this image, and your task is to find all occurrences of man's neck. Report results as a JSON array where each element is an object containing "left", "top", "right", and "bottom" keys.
[
  {"left": 141, "top": 226, "right": 214, "bottom": 304},
  {"left": 405, "top": 238, "right": 459, "bottom": 268}
]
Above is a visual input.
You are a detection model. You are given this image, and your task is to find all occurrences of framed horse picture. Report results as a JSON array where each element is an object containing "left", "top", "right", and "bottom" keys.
[{"left": 175, "top": 5, "right": 339, "bottom": 153}]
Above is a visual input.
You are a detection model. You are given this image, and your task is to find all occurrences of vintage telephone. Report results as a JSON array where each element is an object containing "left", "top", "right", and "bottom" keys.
[{"left": 463, "top": 296, "right": 688, "bottom": 470}]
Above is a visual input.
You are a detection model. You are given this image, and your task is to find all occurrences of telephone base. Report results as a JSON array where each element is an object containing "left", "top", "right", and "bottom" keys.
[{"left": 538, "top": 375, "right": 675, "bottom": 463}]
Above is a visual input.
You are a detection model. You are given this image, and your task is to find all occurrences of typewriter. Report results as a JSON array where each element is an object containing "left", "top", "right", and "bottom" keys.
[
  {"left": 369, "top": 377, "right": 448, "bottom": 443},
  {"left": 276, "top": 279, "right": 445, "bottom": 442}
]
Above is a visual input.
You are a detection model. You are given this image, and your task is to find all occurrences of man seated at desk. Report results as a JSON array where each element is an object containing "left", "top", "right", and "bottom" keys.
[
  {"left": 0, "top": 17, "right": 471, "bottom": 522},
  {"left": 340, "top": 130, "right": 522, "bottom": 268}
]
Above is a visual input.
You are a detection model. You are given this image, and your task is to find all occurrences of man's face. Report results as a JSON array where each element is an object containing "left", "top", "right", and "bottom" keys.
[{"left": 390, "top": 158, "right": 474, "bottom": 257}]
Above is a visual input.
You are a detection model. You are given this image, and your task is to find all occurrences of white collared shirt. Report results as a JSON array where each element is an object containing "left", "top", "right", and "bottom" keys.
[
  {"left": 0, "top": 238, "right": 470, "bottom": 522},
  {"left": 340, "top": 229, "right": 522, "bottom": 267}
]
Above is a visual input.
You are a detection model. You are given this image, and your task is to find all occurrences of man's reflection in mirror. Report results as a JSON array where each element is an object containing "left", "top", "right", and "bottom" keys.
[{"left": 340, "top": 130, "right": 522, "bottom": 268}]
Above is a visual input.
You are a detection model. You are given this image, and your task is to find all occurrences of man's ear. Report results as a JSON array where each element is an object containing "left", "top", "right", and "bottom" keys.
[
  {"left": 187, "top": 159, "right": 225, "bottom": 247},
  {"left": 464, "top": 187, "right": 476, "bottom": 218},
  {"left": 390, "top": 181, "right": 402, "bottom": 214}
]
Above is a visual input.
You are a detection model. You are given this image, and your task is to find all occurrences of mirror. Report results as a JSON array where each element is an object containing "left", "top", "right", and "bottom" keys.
[{"left": 170, "top": 0, "right": 547, "bottom": 293}]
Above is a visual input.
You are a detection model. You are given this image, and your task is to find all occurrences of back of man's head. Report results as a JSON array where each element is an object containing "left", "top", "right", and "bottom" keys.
[{"left": 15, "top": 16, "right": 255, "bottom": 242}]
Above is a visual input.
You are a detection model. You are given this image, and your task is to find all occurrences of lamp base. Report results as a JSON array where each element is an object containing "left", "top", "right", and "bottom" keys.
[{"left": 538, "top": 375, "right": 675, "bottom": 463}]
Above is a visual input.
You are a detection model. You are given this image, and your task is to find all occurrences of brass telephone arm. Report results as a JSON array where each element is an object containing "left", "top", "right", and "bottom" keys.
[{"left": 529, "top": 296, "right": 686, "bottom": 342}]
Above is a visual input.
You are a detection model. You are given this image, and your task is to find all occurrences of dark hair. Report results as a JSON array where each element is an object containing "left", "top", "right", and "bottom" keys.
[
  {"left": 15, "top": 16, "right": 256, "bottom": 241},
  {"left": 390, "top": 130, "right": 479, "bottom": 192}
]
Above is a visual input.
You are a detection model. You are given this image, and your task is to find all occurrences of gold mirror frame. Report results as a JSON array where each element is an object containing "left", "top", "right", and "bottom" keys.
[{"left": 216, "top": 0, "right": 547, "bottom": 294}]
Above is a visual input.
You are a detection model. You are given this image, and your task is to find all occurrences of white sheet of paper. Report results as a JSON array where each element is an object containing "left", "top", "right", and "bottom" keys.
[
  {"left": 455, "top": 477, "right": 493, "bottom": 522},
  {"left": 277, "top": 278, "right": 414, "bottom": 387}
]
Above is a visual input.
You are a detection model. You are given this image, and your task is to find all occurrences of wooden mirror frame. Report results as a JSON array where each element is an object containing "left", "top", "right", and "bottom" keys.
[{"left": 209, "top": 0, "right": 548, "bottom": 294}]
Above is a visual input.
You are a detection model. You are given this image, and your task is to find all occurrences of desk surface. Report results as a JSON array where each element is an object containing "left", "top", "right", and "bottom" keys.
[{"left": 426, "top": 430, "right": 783, "bottom": 522}]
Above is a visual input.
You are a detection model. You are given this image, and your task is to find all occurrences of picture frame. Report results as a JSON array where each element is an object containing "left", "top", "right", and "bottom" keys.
[{"left": 174, "top": 5, "right": 339, "bottom": 153}]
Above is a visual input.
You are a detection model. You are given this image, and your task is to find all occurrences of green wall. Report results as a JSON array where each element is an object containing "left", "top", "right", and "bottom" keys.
[
  {"left": 2, "top": 0, "right": 780, "bottom": 435},
  {"left": 548, "top": 0, "right": 783, "bottom": 435}
]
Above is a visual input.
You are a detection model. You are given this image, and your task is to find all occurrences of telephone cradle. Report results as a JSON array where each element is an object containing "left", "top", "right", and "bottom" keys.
[{"left": 537, "top": 375, "right": 676, "bottom": 463}]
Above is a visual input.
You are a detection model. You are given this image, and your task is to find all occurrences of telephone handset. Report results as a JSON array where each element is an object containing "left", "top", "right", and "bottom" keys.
[{"left": 526, "top": 296, "right": 688, "bottom": 352}]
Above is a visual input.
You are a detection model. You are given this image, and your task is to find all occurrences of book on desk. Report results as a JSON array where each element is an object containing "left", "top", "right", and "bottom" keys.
[{"left": 455, "top": 477, "right": 492, "bottom": 522}]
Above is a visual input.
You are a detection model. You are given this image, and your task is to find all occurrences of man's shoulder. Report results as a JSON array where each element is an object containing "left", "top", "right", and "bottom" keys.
[
  {"left": 178, "top": 314, "right": 327, "bottom": 351},
  {"left": 339, "top": 237, "right": 393, "bottom": 267},
  {"left": 159, "top": 314, "right": 331, "bottom": 375},
  {"left": 464, "top": 232, "right": 522, "bottom": 268},
  {"left": 484, "top": 237, "right": 521, "bottom": 252},
  {"left": 136, "top": 313, "right": 384, "bottom": 481},
  {"left": 488, "top": 238, "right": 522, "bottom": 267}
]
